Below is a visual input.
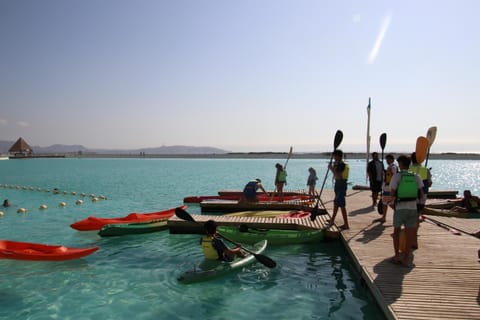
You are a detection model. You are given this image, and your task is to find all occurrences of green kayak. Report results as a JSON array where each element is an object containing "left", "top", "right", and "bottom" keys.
[
  {"left": 177, "top": 240, "right": 267, "bottom": 284},
  {"left": 98, "top": 219, "right": 168, "bottom": 237},
  {"left": 217, "top": 225, "right": 324, "bottom": 245}
]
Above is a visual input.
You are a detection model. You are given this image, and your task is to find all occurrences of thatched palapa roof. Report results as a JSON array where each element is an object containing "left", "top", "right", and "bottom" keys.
[{"left": 9, "top": 137, "right": 33, "bottom": 153}]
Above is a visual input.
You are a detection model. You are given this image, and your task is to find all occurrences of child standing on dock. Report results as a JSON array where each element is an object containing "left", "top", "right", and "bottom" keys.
[
  {"left": 307, "top": 167, "right": 318, "bottom": 200},
  {"left": 327, "top": 150, "right": 349, "bottom": 230},
  {"left": 389, "top": 155, "right": 424, "bottom": 268}
]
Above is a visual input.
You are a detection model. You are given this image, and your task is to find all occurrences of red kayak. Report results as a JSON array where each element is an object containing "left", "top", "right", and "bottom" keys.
[
  {"left": 70, "top": 206, "right": 184, "bottom": 231},
  {"left": 0, "top": 240, "right": 98, "bottom": 261},
  {"left": 183, "top": 194, "right": 310, "bottom": 203}
]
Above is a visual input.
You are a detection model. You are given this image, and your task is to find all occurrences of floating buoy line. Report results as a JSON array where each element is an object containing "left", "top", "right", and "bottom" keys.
[{"left": 0, "top": 183, "right": 107, "bottom": 215}]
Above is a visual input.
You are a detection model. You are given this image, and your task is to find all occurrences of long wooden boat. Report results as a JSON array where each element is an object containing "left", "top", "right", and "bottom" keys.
[
  {"left": 0, "top": 240, "right": 98, "bottom": 261},
  {"left": 71, "top": 206, "right": 185, "bottom": 231},
  {"left": 184, "top": 194, "right": 310, "bottom": 203},
  {"left": 200, "top": 200, "right": 311, "bottom": 213},
  {"left": 177, "top": 240, "right": 267, "bottom": 284},
  {"left": 225, "top": 210, "right": 311, "bottom": 219},
  {"left": 217, "top": 225, "right": 324, "bottom": 245},
  {"left": 98, "top": 219, "right": 168, "bottom": 237},
  {"left": 217, "top": 190, "right": 307, "bottom": 197},
  {"left": 421, "top": 207, "right": 469, "bottom": 218}
]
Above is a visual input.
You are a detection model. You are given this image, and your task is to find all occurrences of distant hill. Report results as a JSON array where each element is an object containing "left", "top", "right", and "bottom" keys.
[{"left": 0, "top": 140, "right": 228, "bottom": 155}]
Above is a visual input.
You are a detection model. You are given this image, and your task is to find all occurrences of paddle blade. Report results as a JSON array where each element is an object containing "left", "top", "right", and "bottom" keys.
[
  {"left": 426, "top": 126, "right": 437, "bottom": 147},
  {"left": 415, "top": 136, "right": 429, "bottom": 163},
  {"left": 333, "top": 130, "right": 343, "bottom": 150},
  {"left": 379, "top": 133, "right": 387, "bottom": 150},
  {"left": 253, "top": 253, "right": 277, "bottom": 268},
  {"left": 175, "top": 207, "right": 196, "bottom": 222},
  {"left": 377, "top": 200, "right": 383, "bottom": 215}
]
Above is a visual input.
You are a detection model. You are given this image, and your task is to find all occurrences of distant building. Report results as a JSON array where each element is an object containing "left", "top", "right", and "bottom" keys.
[{"left": 9, "top": 137, "right": 33, "bottom": 157}]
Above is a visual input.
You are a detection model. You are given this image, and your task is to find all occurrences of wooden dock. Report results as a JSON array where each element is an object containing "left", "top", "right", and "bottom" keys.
[
  {"left": 327, "top": 189, "right": 480, "bottom": 320},
  {"left": 171, "top": 189, "right": 480, "bottom": 319}
]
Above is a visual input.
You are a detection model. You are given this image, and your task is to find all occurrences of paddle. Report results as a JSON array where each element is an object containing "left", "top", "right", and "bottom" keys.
[
  {"left": 174, "top": 207, "right": 276, "bottom": 268},
  {"left": 377, "top": 133, "right": 387, "bottom": 215},
  {"left": 425, "top": 126, "right": 437, "bottom": 167},
  {"left": 310, "top": 130, "right": 343, "bottom": 221},
  {"left": 284, "top": 146, "right": 293, "bottom": 169},
  {"left": 415, "top": 136, "right": 429, "bottom": 164}
]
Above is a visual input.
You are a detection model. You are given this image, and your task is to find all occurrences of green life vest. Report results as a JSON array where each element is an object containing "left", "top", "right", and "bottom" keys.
[
  {"left": 278, "top": 170, "right": 287, "bottom": 182},
  {"left": 342, "top": 162, "right": 349, "bottom": 180},
  {"left": 396, "top": 171, "right": 419, "bottom": 201}
]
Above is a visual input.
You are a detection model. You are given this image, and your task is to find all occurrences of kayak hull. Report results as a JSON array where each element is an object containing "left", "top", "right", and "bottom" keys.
[
  {"left": 217, "top": 226, "right": 324, "bottom": 245},
  {"left": 184, "top": 194, "right": 310, "bottom": 203},
  {"left": 178, "top": 240, "right": 267, "bottom": 284},
  {"left": 70, "top": 206, "right": 185, "bottom": 231},
  {"left": 0, "top": 240, "right": 98, "bottom": 261},
  {"left": 98, "top": 219, "right": 168, "bottom": 237}
]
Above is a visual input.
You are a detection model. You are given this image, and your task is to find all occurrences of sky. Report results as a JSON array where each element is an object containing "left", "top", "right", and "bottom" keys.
[{"left": 0, "top": 0, "right": 479, "bottom": 153}]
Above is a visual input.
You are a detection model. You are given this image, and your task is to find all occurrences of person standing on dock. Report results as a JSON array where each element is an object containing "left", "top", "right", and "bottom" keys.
[
  {"left": 327, "top": 149, "right": 349, "bottom": 230},
  {"left": 274, "top": 163, "right": 287, "bottom": 202},
  {"left": 410, "top": 151, "right": 432, "bottom": 249},
  {"left": 367, "top": 152, "right": 384, "bottom": 207},
  {"left": 307, "top": 167, "right": 318, "bottom": 200},
  {"left": 389, "top": 155, "right": 424, "bottom": 268},
  {"left": 374, "top": 154, "right": 398, "bottom": 223}
]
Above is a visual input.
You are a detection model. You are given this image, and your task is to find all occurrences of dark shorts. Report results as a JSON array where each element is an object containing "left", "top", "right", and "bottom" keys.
[
  {"left": 334, "top": 179, "right": 347, "bottom": 208},
  {"left": 370, "top": 180, "right": 382, "bottom": 193}
]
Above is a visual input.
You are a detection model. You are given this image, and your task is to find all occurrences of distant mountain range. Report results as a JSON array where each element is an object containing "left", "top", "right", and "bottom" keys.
[{"left": 0, "top": 140, "right": 229, "bottom": 155}]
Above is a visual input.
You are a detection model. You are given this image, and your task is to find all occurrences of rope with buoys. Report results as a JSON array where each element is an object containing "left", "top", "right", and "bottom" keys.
[{"left": 0, "top": 183, "right": 107, "bottom": 214}]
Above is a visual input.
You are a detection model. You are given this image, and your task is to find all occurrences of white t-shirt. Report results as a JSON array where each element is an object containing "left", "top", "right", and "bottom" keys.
[{"left": 390, "top": 170, "right": 424, "bottom": 210}]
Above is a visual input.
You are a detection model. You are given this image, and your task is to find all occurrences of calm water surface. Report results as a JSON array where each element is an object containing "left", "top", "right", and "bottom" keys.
[{"left": 0, "top": 158, "right": 478, "bottom": 319}]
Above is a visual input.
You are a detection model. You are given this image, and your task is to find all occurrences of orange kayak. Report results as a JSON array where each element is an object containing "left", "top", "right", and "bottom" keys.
[
  {"left": 70, "top": 205, "right": 184, "bottom": 231},
  {"left": 0, "top": 240, "right": 98, "bottom": 261}
]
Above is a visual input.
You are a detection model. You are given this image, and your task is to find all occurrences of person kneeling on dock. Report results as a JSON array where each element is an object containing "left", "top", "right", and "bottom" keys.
[
  {"left": 201, "top": 220, "right": 245, "bottom": 262},
  {"left": 389, "top": 155, "right": 424, "bottom": 268}
]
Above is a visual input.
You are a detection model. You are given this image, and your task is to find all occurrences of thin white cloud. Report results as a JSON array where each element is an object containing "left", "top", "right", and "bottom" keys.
[
  {"left": 0, "top": 119, "right": 7, "bottom": 126},
  {"left": 368, "top": 13, "right": 392, "bottom": 64},
  {"left": 17, "top": 121, "right": 30, "bottom": 128}
]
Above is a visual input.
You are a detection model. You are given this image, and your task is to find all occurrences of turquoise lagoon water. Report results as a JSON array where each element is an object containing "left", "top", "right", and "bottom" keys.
[{"left": 0, "top": 158, "right": 478, "bottom": 320}]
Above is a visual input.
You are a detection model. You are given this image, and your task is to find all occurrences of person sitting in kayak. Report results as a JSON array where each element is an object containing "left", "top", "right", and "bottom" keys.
[
  {"left": 241, "top": 178, "right": 267, "bottom": 202},
  {"left": 450, "top": 190, "right": 480, "bottom": 213},
  {"left": 201, "top": 220, "right": 245, "bottom": 262}
]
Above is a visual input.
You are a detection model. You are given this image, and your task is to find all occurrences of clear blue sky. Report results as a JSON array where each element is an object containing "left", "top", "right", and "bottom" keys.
[{"left": 1, "top": 0, "right": 478, "bottom": 153}]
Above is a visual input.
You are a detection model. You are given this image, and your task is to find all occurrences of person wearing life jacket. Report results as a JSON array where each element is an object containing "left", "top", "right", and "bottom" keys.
[
  {"left": 374, "top": 154, "right": 398, "bottom": 224},
  {"left": 389, "top": 155, "right": 424, "bottom": 268},
  {"left": 201, "top": 220, "right": 245, "bottom": 261},
  {"left": 326, "top": 149, "right": 350, "bottom": 230},
  {"left": 242, "top": 178, "right": 267, "bottom": 202},
  {"left": 450, "top": 190, "right": 480, "bottom": 213},
  {"left": 409, "top": 152, "right": 432, "bottom": 212},
  {"left": 409, "top": 152, "right": 432, "bottom": 249},
  {"left": 274, "top": 163, "right": 287, "bottom": 202}
]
